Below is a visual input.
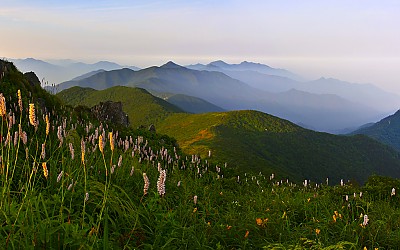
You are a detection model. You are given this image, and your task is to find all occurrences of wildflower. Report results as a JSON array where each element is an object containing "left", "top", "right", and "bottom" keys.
[
  {"left": 40, "top": 143, "right": 46, "bottom": 159},
  {"left": 109, "top": 132, "right": 114, "bottom": 152},
  {"left": 340, "top": 179, "right": 344, "bottom": 186},
  {"left": 29, "top": 103, "right": 36, "bottom": 126},
  {"left": 14, "top": 131, "right": 18, "bottom": 146},
  {"left": 85, "top": 192, "right": 89, "bottom": 202},
  {"left": 130, "top": 166, "right": 134, "bottom": 176},
  {"left": 0, "top": 93, "right": 6, "bottom": 117},
  {"left": 307, "top": 198, "right": 311, "bottom": 202},
  {"left": 157, "top": 169, "right": 166, "bottom": 197},
  {"left": 177, "top": 180, "right": 181, "bottom": 187},
  {"left": 193, "top": 207, "right": 197, "bottom": 213},
  {"left": 345, "top": 195, "right": 348, "bottom": 201},
  {"left": 45, "top": 114, "right": 50, "bottom": 136},
  {"left": 69, "top": 143, "right": 75, "bottom": 160},
  {"left": 391, "top": 188, "right": 396, "bottom": 196},
  {"left": 57, "top": 126, "right": 63, "bottom": 146},
  {"left": 21, "top": 131, "right": 27, "bottom": 145},
  {"left": 118, "top": 155, "right": 122, "bottom": 167},
  {"left": 361, "top": 214, "right": 369, "bottom": 227},
  {"left": 111, "top": 165, "right": 115, "bottom": 174},
  {"left": 315, "top": 228, "right": 321, "bottom": 235},
  {"left": 81, "top": 139, "right": 85, "bottom": 164},
  {"left": 332, "top": 214, "right": 337, "bottom": 222},
  {"left": 99, "top": 135, "right": 104, "bottom": 154},
  {"left": 244, "top": 230, "right": 249, "bottom": 239},
  {"left": 360, "top": 192, "right": 363, "bottom": 198},
  {"left": 3, "top": 131, "right": 10, "bottom": 146},
  {"left": 226, "top": 225, "right": 232, "bottom": 230},
  {"left": 42, "top": 162, "right": 48, "bottom": 179},
  {"left": 256, "top": 218, "right": 268, "bottom": 227},
  {"left": 57, "top": 171, "right": 64, "bottom": 182},
  {"left": 17, "top": 89, "right": 23, "bottom": 112},
  {"left": 194, "top": 195, "right": 198, "bottom": 205},
  {"left": 143, "top": 173, "right": 149, "bottom": 195}
]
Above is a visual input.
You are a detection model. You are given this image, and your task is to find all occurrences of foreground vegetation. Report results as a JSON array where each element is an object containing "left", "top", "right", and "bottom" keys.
[{"left": 2, "top": 61, "right": 400, "bottom": 249}]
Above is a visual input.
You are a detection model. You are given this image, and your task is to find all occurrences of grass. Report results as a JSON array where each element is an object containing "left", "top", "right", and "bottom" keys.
[
  {"left": 2, "top": 60, "right": 400, "bottom": 249},
  {"left": 2, "top": 90, "right": 400, "bottom": 249}
]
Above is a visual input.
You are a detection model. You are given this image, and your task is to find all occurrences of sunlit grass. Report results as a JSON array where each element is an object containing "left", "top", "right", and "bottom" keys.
[{"left": 1, "top": 66, "right": 400, "bottom": 249}]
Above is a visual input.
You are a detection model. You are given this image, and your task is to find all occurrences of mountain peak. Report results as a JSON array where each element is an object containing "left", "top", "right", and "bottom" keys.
[
  {"left": 161, "top": 61, "right": 184, "bottom": 69},
  {"left": 209, "top": 60, "right": 229, "bottom": 67},
  {"left": 239, "top": 60, "right": 273, "bottom": 69}
]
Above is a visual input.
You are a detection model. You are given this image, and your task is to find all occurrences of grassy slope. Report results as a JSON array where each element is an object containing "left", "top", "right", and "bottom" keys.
[
  {"left": 4, "top": 60, "right": 400, "bottom": 249},
  {"left": 0, "top": 60, "right": 62, "bottom": 109},
  {"left": 57, "top": 86, "right": 184, "bottom": 128},
  {"left": 158, "top": 110, "right": 400, "bottom": 183}
]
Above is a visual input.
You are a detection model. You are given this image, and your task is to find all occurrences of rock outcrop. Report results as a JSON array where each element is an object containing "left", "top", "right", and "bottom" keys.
[{"left": 91, "top": 101, "right": 129, "bottom": 127}]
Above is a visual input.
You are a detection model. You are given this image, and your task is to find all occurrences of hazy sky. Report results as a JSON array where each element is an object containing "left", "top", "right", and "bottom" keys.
[{"left": 1, "top": 0, "right": 400, "bottom": 93}]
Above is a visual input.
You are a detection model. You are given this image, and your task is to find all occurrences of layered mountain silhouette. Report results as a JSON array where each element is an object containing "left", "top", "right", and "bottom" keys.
[
  {"left": 187, "top": 60, "right": 302, "bottom": 80},
  {"left": 56, "top": 61, "right": 385, "bottom": 132},
  {"left": 187, "top": 61, "right": 400, "bottom": 113},
  {"left": 9, "top": 57, "right": 140, "bottom": 85}
]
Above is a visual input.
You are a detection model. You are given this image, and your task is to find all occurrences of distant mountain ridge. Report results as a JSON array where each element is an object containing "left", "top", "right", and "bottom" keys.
[
  {"left": 351, "top": 110, "right": 400, "bottom": 151},
  {"left": 56, "top": 61, "right": 385, "bottom": 132},
  {"left": 187, "top": 61, "right": 400, "bottom": 113},
  {"left": 8, "top": 57, "right": 140, "bottom": 85},
  {"left": 187, "top": 60, "right": 302, "bottom": 80}
]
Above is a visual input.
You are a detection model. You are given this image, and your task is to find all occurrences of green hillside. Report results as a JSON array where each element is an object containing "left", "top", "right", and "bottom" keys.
[
  {"left": 158, "top": 110, "right": 400, "bottom": 183},
  {"left": 4, "top": 59, "right": 400, "bottom": 249},
  {"left": 57, "top": 86, "right": 184, "bottom": 128},
  {"left": 165, "top": 94, "right": 225, "bottom": 113},
  {"left": 351, "top": 110, "right": 400, "bottom": 151},
  {"left": 0, "top": 60, "right": 62, "bottom": 110}
]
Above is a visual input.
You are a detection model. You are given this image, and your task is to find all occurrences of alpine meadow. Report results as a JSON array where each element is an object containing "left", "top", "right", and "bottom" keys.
[
  {"left": 3, "top": 1, "right": 400, "bottom": 249},
  {"left": 1, "top": 56, "right": 400, "bottom": 249}
]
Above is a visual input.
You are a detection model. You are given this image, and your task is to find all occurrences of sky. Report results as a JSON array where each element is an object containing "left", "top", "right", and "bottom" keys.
[{"left": 1, "top": 0, "right": 400, "bottom": 93}]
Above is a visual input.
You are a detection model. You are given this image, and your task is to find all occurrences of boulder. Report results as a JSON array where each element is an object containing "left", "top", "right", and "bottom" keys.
[{"left": 91, "top": 101, "right": 129, "bottom": 127}]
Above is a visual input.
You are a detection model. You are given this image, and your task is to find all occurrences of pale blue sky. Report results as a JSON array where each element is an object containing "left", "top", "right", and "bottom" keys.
[{"left": 1, "top": 0, "right": 400, "bottom": 93}]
